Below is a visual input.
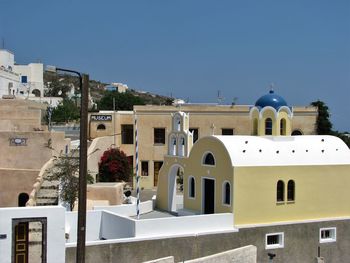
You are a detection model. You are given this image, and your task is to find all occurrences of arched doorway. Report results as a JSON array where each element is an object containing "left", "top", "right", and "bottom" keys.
[
  {"left": 18, "top": 193, "right": 29, "bottom": 207},
  {"left": 32, "top": 89, "right": 41, "bottom": 97},
  {"left": 168, "top": 165, "right": 184, "bottom": 213}
]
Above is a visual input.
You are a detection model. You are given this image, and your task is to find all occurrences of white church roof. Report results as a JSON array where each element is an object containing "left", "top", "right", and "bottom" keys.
[{"left": 213, "top": 135, "right": 350, "bottom": 167}]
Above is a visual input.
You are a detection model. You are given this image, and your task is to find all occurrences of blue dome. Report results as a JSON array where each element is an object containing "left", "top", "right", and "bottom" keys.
[{"left": 255, "top": 90, "right": 288, "bottom": 110}]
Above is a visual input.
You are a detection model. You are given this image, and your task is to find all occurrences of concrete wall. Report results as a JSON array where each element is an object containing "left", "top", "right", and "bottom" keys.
[
  {"left": 66, "top": 218, "right": 350, "bottom": 263},
  {"left": 185, "top": 245, "right": 256, "bottom": 263},
  {"left": 0, "top": 206, "right": 65, "bottom": 263}
]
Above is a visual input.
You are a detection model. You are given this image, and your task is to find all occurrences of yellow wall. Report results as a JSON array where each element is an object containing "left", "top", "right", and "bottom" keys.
[
  {"left": 182, "top": 137, "right": 233, "bottom": 214},
  {"left": 234, "top": 165, "right": 350, "bottom": 226}
]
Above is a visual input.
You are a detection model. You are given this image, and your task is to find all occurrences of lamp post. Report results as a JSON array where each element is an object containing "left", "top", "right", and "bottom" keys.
[{"left": 46, "top": 65, "right": 89, "bottom": 263}]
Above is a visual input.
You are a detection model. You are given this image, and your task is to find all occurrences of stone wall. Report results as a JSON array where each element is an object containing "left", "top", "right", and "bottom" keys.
[{"left": 66, "top": 219, "right": 350, "bottom": 263}]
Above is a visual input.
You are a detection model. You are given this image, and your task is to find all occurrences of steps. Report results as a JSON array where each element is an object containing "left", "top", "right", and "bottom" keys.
[{"left": 35, "top": 178, "right": 59, "bottom": 206}]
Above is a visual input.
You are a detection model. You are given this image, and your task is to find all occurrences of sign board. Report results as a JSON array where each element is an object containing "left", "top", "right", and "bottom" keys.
[
  {"left": 91, "top": 115, "right": 112, "bottom": 122},
  {"left": 9, "top": 138, "right": 28, "bottom": 146}
]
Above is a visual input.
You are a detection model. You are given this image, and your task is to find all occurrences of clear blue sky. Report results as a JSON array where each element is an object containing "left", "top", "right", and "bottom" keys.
[{"left": 1, "top": 1, "right": 349, "bottom": 131}]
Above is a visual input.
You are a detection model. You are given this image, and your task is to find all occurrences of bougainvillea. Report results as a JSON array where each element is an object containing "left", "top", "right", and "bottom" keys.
[{"left": 98, "top": 147, "right": 131, "bottom": 182}]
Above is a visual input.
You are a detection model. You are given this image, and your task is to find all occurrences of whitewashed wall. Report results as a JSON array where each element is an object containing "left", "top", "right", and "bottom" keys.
[
  {"left": 0, "top": 206, "right": 65, "bottom": 263},
  {"left": 135, "top": 213, "right": 235, "bottom": 237},
  {"left": 94, "top": 200, "right": 153, "bottom": 216},
  {"left": 65, "top": 210, "right": 102, "bottom": 243}
]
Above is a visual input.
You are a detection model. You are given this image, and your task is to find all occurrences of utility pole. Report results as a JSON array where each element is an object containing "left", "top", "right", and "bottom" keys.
[
  {"left": 76, "top": 73, "right": 89, "bottom": 263},
  {"left": 113, "top": 97, "right": 116, "bottom": 146}
]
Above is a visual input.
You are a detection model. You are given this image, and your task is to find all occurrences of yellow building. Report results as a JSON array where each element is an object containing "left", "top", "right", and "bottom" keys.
[
  {"left": 89, "top": 91, "right": 317, "bottom": 189},
  {"left": 156, "top": 92, "right": 350, "bottom": 227}
]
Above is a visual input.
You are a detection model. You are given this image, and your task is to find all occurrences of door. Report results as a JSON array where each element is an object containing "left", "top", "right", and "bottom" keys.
[
  {"left": 14, "top": 222, "right": 28, "bottom": 263},
  {"left": 203, "top": 178, "right": 215, "bottom": 214}
]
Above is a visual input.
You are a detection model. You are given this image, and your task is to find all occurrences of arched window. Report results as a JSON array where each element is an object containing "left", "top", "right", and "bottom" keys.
[
  {"left": 174, "top": 116, "right": 181, "bottom": 131},
  {"left": 18, "top": 193, "right": 29, "bottom": 207},
  {"left": 178, "top": 137, "right": 185, "bottom": 157},
  {"left": 280, "top": 118, "right": 286, "bottom": 135},
  {"left": 189, "top": 177, "right": 195, "bottom": 198},
  {"left": 97, "top": 124, "right": 106, "bottom": 130},
  {"left": 265, "top": 118, "right": 273, "bottom": 135},
  {"left": 292, "top": 130, "right": 303, "bottom": 136},
  {"left": 287, "top": 180, "right": 295, "bottom": 201},
  {"left": 253, "top": 118, "right": 258, "bottom": 135},
  {"left": 276, "top": 180, "right": 284, "bottom": 202},
  {"left": 223, "top": 182, "right": 231, "bottom": 205},
  {"left": 170, "top": 136, "right": 176, "bottom": 156},
  {"left": 203, "top": 152, "right": 215, "bottom": 166}
]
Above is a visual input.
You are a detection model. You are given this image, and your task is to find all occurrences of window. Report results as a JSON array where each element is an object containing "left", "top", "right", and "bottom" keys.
[
  {"left": 174, "top": 116, "right": 181, "bottom": 131},
  {"left": 170, "top": 136, "right": 176, "bottom": 155},
  {"left": 223, "top": 182, "right": 231, "bottom": 205},
  {"left": 21, "top": 76, "right": 28, "bottom": 83},
  {"left": 179, "top": 137, "right": 185, "bottom": 157},
  {"left": 280, "top": 119, "right": 286, "bottom": 135},
  {"left": 189, "top": 128, "right": 199, "bottom": 143},
  {"left": 141, "top": 161, "right": 149, "bottom": 176},
  {"left": 154, "top": 128, "right": 166, "bottom": 144},
  {"left": 277, "top": 180, "right": 284, "bottom": 202},
  {"left": 320, "top": 228, "right": 336, "bottom": 243},
  {"left": 222, "top": 128, "right": 234, "bottom": 135},
  {"left": 287, "top": 180, "right": 295, "bottom": 201},
  {"left": 203, "top": 152, "right": 215, "bottom": 166},
  {"left": 252, "top": 118, "right": 258, "bottom": 135},
  {"left": 265, "top": 118, "right": 273, "bottom": 135},
  {"left": 292, "top": 130, "right": 303, "bottom": 136},
  {"left": 97, "top": 124, "right": 106, "bottom": 130},
  {"left": 189, "top": 177, "right": 195, "bottom": 198},
  {"left": 266, "top": 232, "right": 284, "bottom": 249},
  {"left": 121, "top": 125, "right": 134, "bottom": 144}
]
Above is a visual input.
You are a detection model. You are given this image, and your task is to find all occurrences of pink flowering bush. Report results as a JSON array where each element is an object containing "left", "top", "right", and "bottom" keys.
[{"left": 98, "top": 147, "right": 131, "bottom": 182}]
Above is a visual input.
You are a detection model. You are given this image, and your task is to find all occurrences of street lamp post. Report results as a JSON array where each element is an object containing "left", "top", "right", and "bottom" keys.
[{"left": 46, "top": 65, "right": 89, "bottom": 263}]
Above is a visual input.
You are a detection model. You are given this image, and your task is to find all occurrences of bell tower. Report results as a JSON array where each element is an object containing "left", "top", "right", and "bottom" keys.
[{"left": 168, "top": 111, "right": 193, "bottom": 157}]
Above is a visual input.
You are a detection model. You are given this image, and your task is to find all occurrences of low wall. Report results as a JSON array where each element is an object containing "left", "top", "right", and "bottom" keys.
[
  {"left": 65, "top": 210, "right": 102, "bottom": 243},
  {"left": 135, "top": 213, "right": 234, "bottom": 237},
  {"left": 101, "top": 211, "right": 136, "bottom": 239},
  {"left": 185, "top": 245, "right": 256, "bottom": 263},
  {"left": 94, "top": 200, "right": 153, "bottom": 217}
]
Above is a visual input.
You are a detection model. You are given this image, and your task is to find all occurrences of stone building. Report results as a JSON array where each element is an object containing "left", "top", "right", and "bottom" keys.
[
  {"left": 89, "top": 90, "right": 317, "bottom": 189},
  {"left": 0, "top": 99, "right": 70, "bottom": 207}
]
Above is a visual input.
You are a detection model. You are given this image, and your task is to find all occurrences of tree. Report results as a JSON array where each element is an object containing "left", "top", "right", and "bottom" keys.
[
  {"left": 311, "top": 100, "right": 350, "bottom": 148},
  {"left": 46, "top": 150, "right": 93, "bottom": 211},
  {"left": 98, "top": 91, "right": 145, "bottom": 111},
  {"left": 51, "top": 99, "right": 80, "bottom": 123},
  {"left": 98, "top": 147, "right": 131, "bottom": 182},
  {"left": 311, "top": 100, "right": 333, "bottom": 135}
]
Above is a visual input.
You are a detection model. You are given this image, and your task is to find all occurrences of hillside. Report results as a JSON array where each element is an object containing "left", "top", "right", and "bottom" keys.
[{"left": 43, "top": 71, "right": 174, "bottom": 106}]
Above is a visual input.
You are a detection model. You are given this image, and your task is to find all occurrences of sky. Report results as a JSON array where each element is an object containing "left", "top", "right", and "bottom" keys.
[{"left": 1, "top": 1, "right": 349, "bottom": 131}]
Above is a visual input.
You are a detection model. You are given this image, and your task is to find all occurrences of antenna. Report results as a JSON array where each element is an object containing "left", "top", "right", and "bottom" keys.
[
  {"left": 217, "top": 90, "right": 225, "bottom": 104},
  {"left": 1, "top": 38, "right": 4, "bottom": 49}
]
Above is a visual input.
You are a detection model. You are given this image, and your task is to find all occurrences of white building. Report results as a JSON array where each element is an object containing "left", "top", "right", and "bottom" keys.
[{"left": 0, "top": 49, "right": 44, "bottom": 98}]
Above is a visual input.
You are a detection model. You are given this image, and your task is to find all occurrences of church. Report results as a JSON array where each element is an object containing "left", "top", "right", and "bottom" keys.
[{"left": 156, "top": 90, "right": 350, "bottom": 260}]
